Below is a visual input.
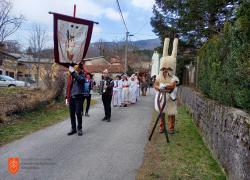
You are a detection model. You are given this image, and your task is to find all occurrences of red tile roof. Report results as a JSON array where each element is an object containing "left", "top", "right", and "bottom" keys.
[{"left": 84, "top": 64, "right": 124, "bottom": 73}]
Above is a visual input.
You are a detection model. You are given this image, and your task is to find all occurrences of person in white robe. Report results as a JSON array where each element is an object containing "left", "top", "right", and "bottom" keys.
[
  {"left": 129, "top": 75, "right": 137, "bottom": 104},
  {"left": 121, "top": 74, "right": 130, "bottom": 107},
  {"left": 112, "top": 75, "right": 120, "bottom": 107},
  {"left": 117, "top": 76, "right": 123, "bottom": 107},
  {"left": 135, "top": 75, "right": 140, "bottom": 101}
]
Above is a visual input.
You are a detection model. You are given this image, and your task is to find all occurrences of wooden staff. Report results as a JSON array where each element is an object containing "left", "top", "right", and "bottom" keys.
[{"left": 149, "top": 90, "right": 170, "bottom": 143}]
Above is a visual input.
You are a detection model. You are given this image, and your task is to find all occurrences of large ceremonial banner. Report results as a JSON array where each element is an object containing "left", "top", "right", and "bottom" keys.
[{"left": 53, "top": 13, "right": 94, "bottom": 67}]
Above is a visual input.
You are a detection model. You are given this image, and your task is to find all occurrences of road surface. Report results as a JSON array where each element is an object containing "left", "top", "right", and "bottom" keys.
[{"left": 0, "top": 92, "right": 154, "bottom": 180}]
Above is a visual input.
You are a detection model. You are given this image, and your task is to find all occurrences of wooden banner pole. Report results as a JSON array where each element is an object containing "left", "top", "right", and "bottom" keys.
[{"left": 74, "top": 4, "right": 76, "bottom": 18}]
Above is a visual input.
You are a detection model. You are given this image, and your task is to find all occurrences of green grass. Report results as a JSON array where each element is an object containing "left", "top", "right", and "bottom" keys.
[
  {"left": 136, "top": 106, "right": 226, "bottom": 180},
  {"left": 0, "top": 87, "right": 36, "bottom": 95},
  {"left": 0, "top": 99, "right": 96, "bottom": 147}
]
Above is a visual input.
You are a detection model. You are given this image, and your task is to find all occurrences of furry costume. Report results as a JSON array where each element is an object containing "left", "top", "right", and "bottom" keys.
[{"left": 154, "top": 38, "right": 179, "bottom": 115}]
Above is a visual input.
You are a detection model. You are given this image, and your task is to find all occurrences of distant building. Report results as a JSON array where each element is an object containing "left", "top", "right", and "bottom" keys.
[
  {"left": 132, "top": 61, "right": 151, "bottom": 72},
  {"left": 0, "top": 51, "right": 17, "bottom": 78},
  {"left": 0, "top": 51, "right": 125, "bottom": 85},
  {"left": 0, "top": 50, "right": 53, "bottom": 83},
  {"left": 84, "top": 56, "right": 110, "bottom": 66},
  {"left": 84, "top": 56, "right": 124, "bottom": 82}
]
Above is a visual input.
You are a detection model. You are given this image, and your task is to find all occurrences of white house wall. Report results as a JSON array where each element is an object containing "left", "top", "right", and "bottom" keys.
[{"left": 151, "top": 51, "right": 160, "bottom": 77}]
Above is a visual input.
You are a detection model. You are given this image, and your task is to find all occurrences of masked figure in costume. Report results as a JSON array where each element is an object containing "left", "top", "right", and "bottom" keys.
[{"left": 154, "top": 37, "right": 179, "bottom": 134}]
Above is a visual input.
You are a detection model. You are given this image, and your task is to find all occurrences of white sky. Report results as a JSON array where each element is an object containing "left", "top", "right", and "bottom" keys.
[{"left": 9, "top": 0, "right": 157, "bottom": 49}]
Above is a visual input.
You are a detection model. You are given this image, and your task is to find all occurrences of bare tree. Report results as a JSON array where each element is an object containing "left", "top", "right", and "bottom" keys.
[
  {"left": 0, "top": 0, "right": 24, "bottom": 42},
  {"left": 29, "top": 24, "right": 48, "bottom": 87},
  {"left": 4, "top": 40, "right": 21, "bottom": 53},
  {"left": 96, "top": 38, "right": 105, "bottom": 56},
  {"left": 40, "top": 61, "right": 53, "bottom": 89}
]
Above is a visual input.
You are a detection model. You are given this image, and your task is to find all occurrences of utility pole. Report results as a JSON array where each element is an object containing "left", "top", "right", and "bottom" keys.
[
  {"left": 124, "top": 32, "right": 133, "bottom": 73},
  {"left": 124, "top": 32, "right": 129, "bottom": 73}
]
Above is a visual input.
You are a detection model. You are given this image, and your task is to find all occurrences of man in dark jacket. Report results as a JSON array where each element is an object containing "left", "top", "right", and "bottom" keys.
[
  {"left": 83, "top": 73, "right": 93, "bottom": 117},
  {"left": 99, "top": 69, "right": 114, "bottom": 122},
  {"left": 66, "top": 64, "right": 85, "bottom": 136}
]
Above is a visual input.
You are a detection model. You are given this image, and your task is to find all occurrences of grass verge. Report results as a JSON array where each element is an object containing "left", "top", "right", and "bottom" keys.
[
  {"left": 0, "top": 87, "right": 38, "bottom": 95},
  {"left": 0, "top": 98, "right": 96, "bottom": 147},
  {"left": 136, "top": 105, "right": 226, "bottom": 180}
]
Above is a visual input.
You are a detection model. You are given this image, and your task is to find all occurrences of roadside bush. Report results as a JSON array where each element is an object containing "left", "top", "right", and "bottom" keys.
[
  {"left": 0, "top": 75, "right": 65, "bottom": 123},
  {"left": 198, "top": 1, "right": 250, "bottom": 111}
]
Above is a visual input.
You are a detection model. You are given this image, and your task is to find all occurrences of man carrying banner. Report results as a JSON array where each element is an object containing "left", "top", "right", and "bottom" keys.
[
  {"left": 50, "top": 10, "right": 96, "bottom": 135},
  {"left": 66, "top": 64, "right": 85, "bottom": 136}
]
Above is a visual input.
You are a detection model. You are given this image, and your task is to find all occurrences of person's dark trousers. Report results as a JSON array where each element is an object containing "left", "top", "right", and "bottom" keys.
[
  {"left": 83, "top": 94, "right": 91, "bottom": 114},
  {"left": 102, "top": 94, "right": 112, "bottom": 119},
  {"left": 69, "top": 96, "right": 84, "bottom": 131}
]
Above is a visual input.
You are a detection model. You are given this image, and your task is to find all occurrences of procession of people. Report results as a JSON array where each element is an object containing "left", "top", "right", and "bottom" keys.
[
  {"left": 99, "top": 70, "right": 145, "bottom": 122},
  {"left": 65, "top": 53, "right": 178, "bottom": 136},
  {"left": 65, "top": 64, "right": 152, "bottom": 134},
  {"left": 113, "top": 73, "right": 140, "bottom": 107}
]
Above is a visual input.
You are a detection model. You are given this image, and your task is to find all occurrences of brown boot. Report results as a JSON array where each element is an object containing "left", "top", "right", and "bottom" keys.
[
  {"left": 168, "top": 116, "right": 175, "bottom": 134},
  {"left": 159, "top": 118, "right": 164, "bottom": 133}
]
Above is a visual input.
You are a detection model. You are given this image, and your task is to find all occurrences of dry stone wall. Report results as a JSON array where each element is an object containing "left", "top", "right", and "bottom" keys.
[{"left": 178, "top": 86, "right": 250, "bottom": 180}]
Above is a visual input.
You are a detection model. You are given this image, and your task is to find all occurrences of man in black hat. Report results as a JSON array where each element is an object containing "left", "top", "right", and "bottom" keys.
[
  {"left": 99, "top": 69, "right": 114, "bottom": 122},
  {"left": 66, "top": 64, "right": 85, "bottom": 136}
]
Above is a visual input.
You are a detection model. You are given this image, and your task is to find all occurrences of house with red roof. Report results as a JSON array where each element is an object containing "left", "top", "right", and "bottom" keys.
[{"left": 83, "top": 56, "right": 124, "bottom": 83}]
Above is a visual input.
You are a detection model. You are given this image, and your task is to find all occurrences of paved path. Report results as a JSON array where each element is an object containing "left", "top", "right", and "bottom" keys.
[{"left": 0, "top": 92, "right": 154, "bottom": 180}]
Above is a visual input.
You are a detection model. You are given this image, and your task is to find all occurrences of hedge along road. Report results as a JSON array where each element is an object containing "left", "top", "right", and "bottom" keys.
[{"left": 0, "top": 92, "right": 154, "bottom": 180}]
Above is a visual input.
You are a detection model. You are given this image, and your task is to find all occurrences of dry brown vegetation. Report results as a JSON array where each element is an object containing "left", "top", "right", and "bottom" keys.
[{"left": 0, "top": 78, "right": 64, "bottom": 123}]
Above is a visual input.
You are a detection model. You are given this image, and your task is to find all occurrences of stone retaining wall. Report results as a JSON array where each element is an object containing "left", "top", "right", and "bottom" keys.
[{"left": 178, "top": 86, "right": 250, "bottom": 180}]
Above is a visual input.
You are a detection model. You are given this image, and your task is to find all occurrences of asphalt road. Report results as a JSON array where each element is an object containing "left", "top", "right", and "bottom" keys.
[{"left": 0, "top": 92, "right": 154, "bottom": 180}]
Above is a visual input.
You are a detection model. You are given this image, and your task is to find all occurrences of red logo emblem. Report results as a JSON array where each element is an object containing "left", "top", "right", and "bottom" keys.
[{"left": 8, "top": 157, "right": 20, "bottom": 175}]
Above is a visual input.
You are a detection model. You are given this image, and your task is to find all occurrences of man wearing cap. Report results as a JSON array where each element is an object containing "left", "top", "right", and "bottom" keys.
[
  {"left": 99, "top": 69, "right": 114, "bottom": 122},
  {"left": 66, "top": 64, "right": 85, "bottom": 136}
]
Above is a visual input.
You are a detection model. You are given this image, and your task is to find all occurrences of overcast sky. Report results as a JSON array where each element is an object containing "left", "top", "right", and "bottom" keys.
[{"left": 9, "top": 0, "right": 157, "bottom": 49}]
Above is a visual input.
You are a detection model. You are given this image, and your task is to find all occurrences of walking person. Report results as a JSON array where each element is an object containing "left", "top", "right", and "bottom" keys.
[
  {"left": 66, "top": 64, "right": 85, "bottom": 136},
  {"left": 154, "top": 37, "right": 179, "bottom": 134},
  {"left": 83, "top": 73, "right": 93, "bottom": 117},
  {"left": 117, "top": 75, "right": 123, "bottom": 107},
  {"left": 129, "top": 75, "right": 137, "bottom": 104},
  {"left": 112, "top": 75, "right": 122, "bottom": 107},
  {"left": 121, "top": 74, "right": 130, "bottom": 107},
  {"left": 141, "top": 73, "right": 148, "bottom": 96},
  {"left": 100, "top": 69, "right": 114, "bottom": 122},
  {"left": 135, "top": 74, "right": 140, "bottom": 101}
]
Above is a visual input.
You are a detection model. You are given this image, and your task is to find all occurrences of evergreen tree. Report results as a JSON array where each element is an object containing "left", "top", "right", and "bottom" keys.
[{"left": 151, "top": 0, "right": 240, "bottom": 46}]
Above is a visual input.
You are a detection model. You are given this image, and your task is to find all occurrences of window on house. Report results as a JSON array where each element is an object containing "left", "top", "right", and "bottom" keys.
[
  {"left": 0, "top": 70, "right": 2, "bottom": 75},
  {"left": 9, "top": 72, "right": 14, "bottom": 78},
  {"left": 0, "top": 60, "right": 3, "bottom": 66}
]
